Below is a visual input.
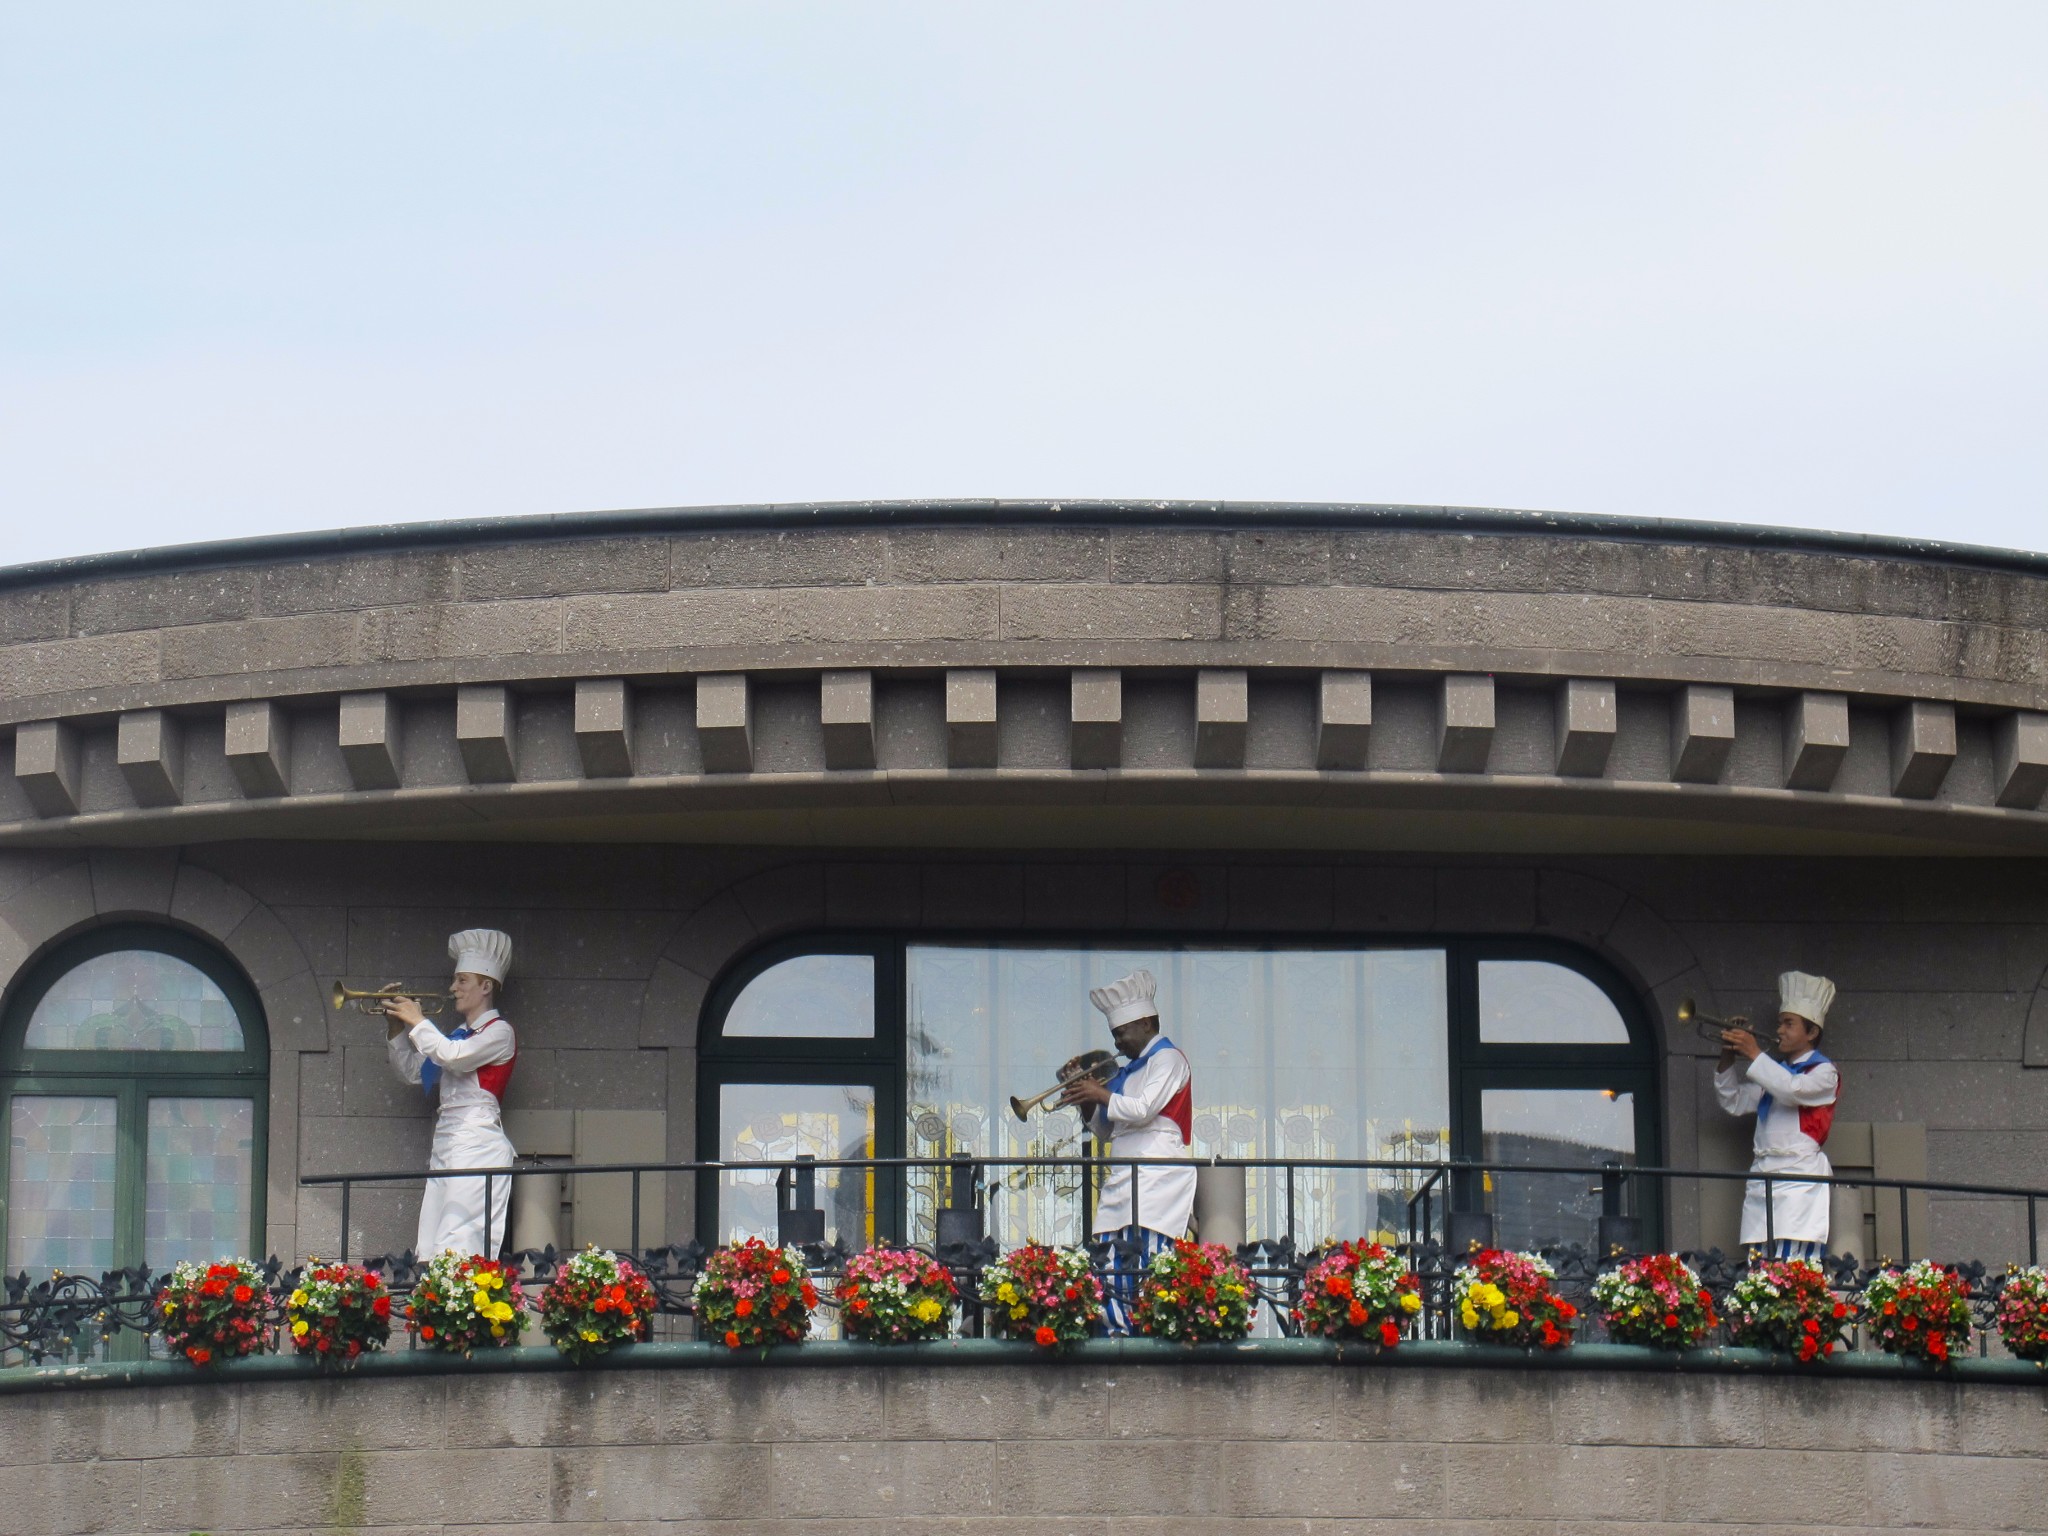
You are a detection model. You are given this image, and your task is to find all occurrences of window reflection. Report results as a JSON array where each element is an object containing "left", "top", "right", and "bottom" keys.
[
  {"left": 1479, "top": 1087, "right": 1637, "bottom": 1250},
  {"left": 723, "top": 954, "right": 874, "bottom": 1039},
  {"left": 1478, "top": 961, "right": 1629, "bottom": 1045}
]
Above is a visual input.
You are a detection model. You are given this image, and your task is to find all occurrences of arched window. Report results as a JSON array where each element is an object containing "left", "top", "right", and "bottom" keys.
[
  {"left": 699, "top": 935, "right": 1658, "bottom": 1253},
  {"left": 0, "top": 925, "right": 269, "bottom": 1279}
]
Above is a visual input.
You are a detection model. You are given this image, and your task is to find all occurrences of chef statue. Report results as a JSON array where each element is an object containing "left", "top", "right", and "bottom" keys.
[
  {"left": 1059, "top": 968, "right": 1196, "bottom": 1332},
  {"left": 385, "top": 928, "right": 519, "bottom": 1260},
  {"left": 1714, "top": 970, "right": 1840, "bottom": 1261}
]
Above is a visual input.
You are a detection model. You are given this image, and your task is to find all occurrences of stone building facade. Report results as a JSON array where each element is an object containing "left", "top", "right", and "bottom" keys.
[{"left": 2, "top": 502, "right": 2047, "bottom": 1531}]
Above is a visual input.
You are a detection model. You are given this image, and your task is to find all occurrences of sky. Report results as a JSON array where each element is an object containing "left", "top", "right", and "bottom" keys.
[{"left": 3, "top": 3, "right": 2045, "bottom": 566}]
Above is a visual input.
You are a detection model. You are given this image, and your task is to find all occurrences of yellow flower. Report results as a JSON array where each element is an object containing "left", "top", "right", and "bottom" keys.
[
  {"left": 490, "top": 1302, "right": 516, "bottom": 1323},
  {"left": 162, "top": 1300, "right": 177, "bottom": 1315},
  {"left": 472, "top": 1291, "right": 492, "bottom": 1312},
  {"left": 289, "top": 1289, "right": 308, "bottom": 1307},
  {"left": 996, "top": 1283, "right": 1018, "bottom": 1305},
  {"left": 580, "top": 1328, "right": 601, "bottom": 1342},
  {"left": 490, "top": 1323, "right": 505, "bottom": 1337},
  {"left": 1010, "top": 1304, "right": 1028, "bottom": 1321},
  {"left": 1459, "top": 1304, "right": 1479, "bottom": 1329},
  {"left": 1470, "top": 1283, "right": 1503, "bottom": 1309},
  {"left": 1500, "top": 1309, "right": 1520, "bottom": 1329},
  {"left": 291, "top": 1319, "right": 310, "bottom": 1337},
  {"left": 912, "top": 1298, "right": 943, "bottom": 1324},
  {"left": 1398, "top": 1293, "right": 1423, "bottom": 1314},
  {"left": 478, "top": 1271, "right": 502, "bottom": 1290}
]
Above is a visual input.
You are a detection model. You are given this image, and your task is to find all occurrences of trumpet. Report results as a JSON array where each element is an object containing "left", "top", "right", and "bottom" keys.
[
  {"left": 1676, "top": 997, "right": 1773, "bottom": 1049},
  {"left": 1009, "top": 1049, "right": 1117, "bottom": 1121},
  {"left": 331, "top": 982, "right": 452, "bottom": 1016}
]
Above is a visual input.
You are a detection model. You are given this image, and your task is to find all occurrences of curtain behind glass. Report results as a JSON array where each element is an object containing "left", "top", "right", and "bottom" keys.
[{"left": 906, "top": 945, "right": 1449, "bottom": 1250}]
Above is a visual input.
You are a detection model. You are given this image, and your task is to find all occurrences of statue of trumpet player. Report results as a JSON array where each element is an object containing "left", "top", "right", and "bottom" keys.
[
  {"left": 383, "top": 929, "right": 520, "bottom": 1261},
  {"left": 1058, "top": 969, "right": 1195, "bottom": 1333},
  {"left": 1713, "top": 971, "right": 1840, "bottom": 1262}
]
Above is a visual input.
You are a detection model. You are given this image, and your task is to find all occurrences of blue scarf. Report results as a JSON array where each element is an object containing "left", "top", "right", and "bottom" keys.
[
  {"left": 1107, "top": 1035, "right": 1177, "bottom": 1096},
  {"left": 420, "top": 1024, "right": 475, "bottom": 1100},
  {"left": 1757, "top": 1049, "right": 1829, "bottom": 1116}
]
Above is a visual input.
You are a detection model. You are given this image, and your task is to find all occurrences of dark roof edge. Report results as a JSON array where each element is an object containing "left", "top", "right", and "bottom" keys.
[{"left": 4, "top": 499, "right": 2046, "bottom": 590}]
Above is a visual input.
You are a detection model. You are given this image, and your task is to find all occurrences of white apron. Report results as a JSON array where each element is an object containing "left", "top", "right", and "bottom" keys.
[
  {"left": 388, "top": 1011, "right": 518, "bottom": 1258},
  {"left": 1088, "top": 1036, "right": 1197, "bottom": 1239}
]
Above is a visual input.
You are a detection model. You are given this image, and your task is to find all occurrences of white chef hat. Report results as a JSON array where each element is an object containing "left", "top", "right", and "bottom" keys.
[
  {"left": 449, "top": 928, "right": 514, "bottom": 983},
  {"left": 1089, "top": 969, "right": 1159, "bottom": 1029},
  {"left": 1778, "top": 971, "right": 1835, "bottom": 1029}
]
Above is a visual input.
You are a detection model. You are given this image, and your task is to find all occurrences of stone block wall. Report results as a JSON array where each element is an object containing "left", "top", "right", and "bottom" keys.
[{"left": 0, "top": 1360, "right": 2042, "bottom": 1532}]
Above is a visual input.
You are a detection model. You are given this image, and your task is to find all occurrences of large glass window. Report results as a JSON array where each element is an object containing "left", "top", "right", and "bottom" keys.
[
  {"left": 904, "top": 945, "right": 1448, "bottom": 1249},
  {"left": 700, "top": 934, "right": 1657, "bottom": 1251},
  {"left": 1, "top": 926, "right": 269, "bottom": 1284}
]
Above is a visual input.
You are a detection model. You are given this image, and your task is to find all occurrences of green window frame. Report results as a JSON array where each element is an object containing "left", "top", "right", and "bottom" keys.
[
  {"left": 698, "top": 932, "right": 1661, "bottom": 1250},
  {"left": 0, "top": 924, "right": 270, "bottom": 1279}
]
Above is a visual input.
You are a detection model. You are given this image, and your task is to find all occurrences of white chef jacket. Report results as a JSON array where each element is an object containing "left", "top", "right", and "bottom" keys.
[
  {"left": 387, "top": 1009, "right": 517, "bottom": 1257},
  {"left": 1715, "top": 1048, "right": 1839, "bottom": 1246},
  {"left": 1087, "top": 1035, "right": 1196, "bottom": 1239}
]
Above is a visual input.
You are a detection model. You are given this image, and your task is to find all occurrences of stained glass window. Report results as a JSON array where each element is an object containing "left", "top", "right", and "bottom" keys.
[
  {"left": 24, "top": 951, "right": 244, "bottom": 1052},
  {"left": 146, "top": 1098, "right": 256, "bottom": 1269},
  {"left": 6, "top": 1097, "right": 118, "bottom": 1277},
  {"left": 2, "top": 928, "right": 267, "bottom": 1305}
]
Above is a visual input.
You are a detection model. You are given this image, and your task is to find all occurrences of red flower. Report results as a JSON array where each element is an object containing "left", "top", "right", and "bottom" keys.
[
  {"left": 1034, "top": 1326, "right": 1058, "bottom": 1347},
  {"left": 1903, "top": 1317, "right": 1918, "bottom": 1331},
  {"left": 1832, "top": 1302, "right": 1847, "bottom": 1318},
  {"left": 1379, "top": 1319, "right": 1400, "bottom": 1347},
  {"left": 801, "top": 1283, "right": 818, "bottom": 1308},
  {"left": 1347, "top": 1300, "right": 1367, "bottom": 1327},
  {"left": 724, "top": 1329, "right": 741, "bottom": 1348},
  {"left": 771, "top": 1268, "right": 791, "bottom": 1285},
  {"left": 232, "top": 1284, "right": 254, "bottom": 1305},
  {"left": 420, "top": 1325, "right": 435, "bottom": 1340},
  {"left": 188, "top": 1346, "right": 211, "bottom": 1364},
  {"left": 1663, "top": 1313, "right": 1679, "bottom": 1328},
  {"left": 735, "top": 1298, "right": 753, "bottom": 1318}
]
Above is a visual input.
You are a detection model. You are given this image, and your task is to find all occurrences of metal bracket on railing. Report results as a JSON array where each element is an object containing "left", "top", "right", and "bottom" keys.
[
  {"left": 776, "top": 1155, "right": 826, "bottom": 1246},
  {"left": 935, "top": 1153, "right": 984, "bottom": 1247}
]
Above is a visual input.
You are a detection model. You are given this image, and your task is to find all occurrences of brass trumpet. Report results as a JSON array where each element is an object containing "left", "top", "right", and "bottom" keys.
[
  {"left": 331, "top": 982, "right": 452, "bottom": 1016},
  {"left": 1009, "top": 1049, "right": 1117, "bottom": 1122},
  {"left": 1676, "top": 997, "right": 1773, "bottom": 1049}
]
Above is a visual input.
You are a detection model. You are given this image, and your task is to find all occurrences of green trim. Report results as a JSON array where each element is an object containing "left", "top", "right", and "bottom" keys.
[{"left": 0, "top": 1336, "right": 2040, "bottom": 1395}]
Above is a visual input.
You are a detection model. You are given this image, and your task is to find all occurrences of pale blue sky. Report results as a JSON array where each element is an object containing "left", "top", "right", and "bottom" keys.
[{"left": 3, "top": 3, "right": 2044, "bottom": 564}]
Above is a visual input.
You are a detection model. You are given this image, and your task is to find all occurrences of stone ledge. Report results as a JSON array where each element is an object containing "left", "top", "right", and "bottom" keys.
[{"left": 3, "top": 1336, "right": 2040, "bottom": 1396}]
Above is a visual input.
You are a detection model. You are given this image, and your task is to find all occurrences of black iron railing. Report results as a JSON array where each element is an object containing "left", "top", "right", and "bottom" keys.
[{"left": 4, "top": 1154, "right": 2043, "bottom": 1366}]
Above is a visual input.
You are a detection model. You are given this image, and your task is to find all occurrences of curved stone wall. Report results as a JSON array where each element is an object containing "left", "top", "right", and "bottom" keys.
[
  {"left": 1, "top": 1353, "right": 2039, "bottom": 1533},
  {"left": 1, "top": 504, "right": 2044, "bottom": 851}
]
